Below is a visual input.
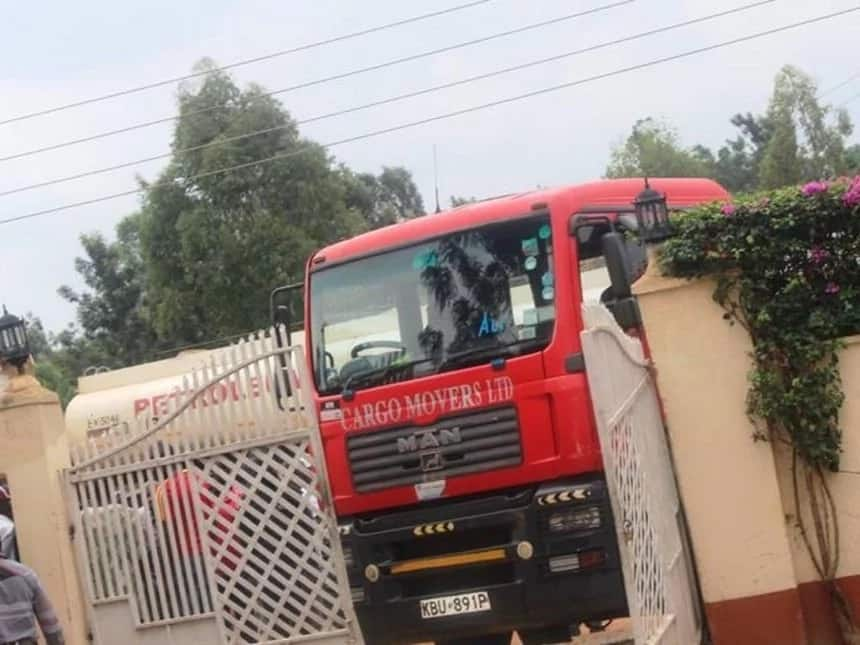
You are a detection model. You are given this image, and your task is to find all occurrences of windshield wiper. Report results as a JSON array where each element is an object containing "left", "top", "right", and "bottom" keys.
[
  {"left": 338, "top": 338, "right": 546, "bottom": 399},
  {"left": 437, "top": 337, "right": 546, "bottom": 372},
  {"left": 341, "top": 357, "right": 433, "bottom": 400}
]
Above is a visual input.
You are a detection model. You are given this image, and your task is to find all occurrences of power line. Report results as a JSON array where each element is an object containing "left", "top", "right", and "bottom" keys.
[
  {"left": 2, "top": 6, "right": 857, "bottom": 228},
  {"left": 0, "top": 0, "right": 493, "bottom": 127},
  {"left": 841, "top": 89, "right": 860, "bottom": 106},
  {"left": 0, "top": 0, "right": 633, "bottom": 164},
  {"left": 820, "top": 69, "right": 860, "bottom": 98},
  {"left": 0, "top": 0, "right": 777, "bottom": 198}
]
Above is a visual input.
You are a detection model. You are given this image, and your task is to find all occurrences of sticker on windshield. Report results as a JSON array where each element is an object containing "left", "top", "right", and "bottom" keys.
[
  {"left": 542, "top": 286, "right": 555, "bottom": 301},
  {"left": 524, "top": 256, "right": 537, "bottom": 271},
  {"left": 539, "top": 224, "right": 552, "bottom": 240},
  {"left": 541, "top": 271, "right": 554, "bottom": 287},
  {"left": 413, "top": 249, "right": 439, "bottom": 270},
  {"left": 478, "top": 312, "right": 506, "bottom": 337},
  {"left": 521, "top": 237, "right": 539, "bottom": 256}
]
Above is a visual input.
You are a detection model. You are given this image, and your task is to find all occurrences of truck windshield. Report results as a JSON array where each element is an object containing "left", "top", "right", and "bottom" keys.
[{"left": 310, "top": 214, "right": 556, "bottom": 395}]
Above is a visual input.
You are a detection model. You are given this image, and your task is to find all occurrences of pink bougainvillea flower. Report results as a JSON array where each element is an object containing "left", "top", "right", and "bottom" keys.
[
  {"left": 721, "top": 203, "right": 736, "bottom": 216},
  {"left": 843, "top": 176, "right": 860, "bottom": 207},
  {"left": 808, "top": 247, "right": 830, "bottom": 265},
  {"left": 802, "top": 181, "right": 829, "bottom": 196},
  {"left": 825, "top": 282, "right": 841, "bottom": 295}
]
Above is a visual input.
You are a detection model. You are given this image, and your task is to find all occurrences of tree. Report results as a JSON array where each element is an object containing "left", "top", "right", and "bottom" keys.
[
  {"left": 59, "top": 213, "right": 160, "bottom": 368},
  {"left": 605, "top": 118, "right": 713, "bottom": 179},
  {"left": 758, "top": 106, "right": 802, "bottom": 189},
  {"left": 842, "top": 143, "right": 860, "bottom": 173},
  {"left": 700, "top": 112, "right": 774, "bottom": 193},
  {"left": 606, "top": 66, "right": 857, "bottom": 193},
  {"left": 25, "top": 315, "right": 79, "bottom": 407},
  {"left": 341, "top": 166, "right": 424, "bottom": 228},
  {"left": 139, "top": 61, "right": 421, "bottom": 343},
  {"left": 756, "top": 66, "right": 853, "bottom": 188},
  {"left": 49, "top": 59, "right": 425, "bottom": 379}
]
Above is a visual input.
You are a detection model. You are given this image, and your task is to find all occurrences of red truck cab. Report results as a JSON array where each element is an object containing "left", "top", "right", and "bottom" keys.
[{"left": 281, "top": 178, "right": 728, "bottom": 645}]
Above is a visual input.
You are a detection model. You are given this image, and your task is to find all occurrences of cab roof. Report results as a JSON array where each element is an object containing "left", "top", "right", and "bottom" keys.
[{"left": 313, "top": 177, "right": 728, "bottom": 268}]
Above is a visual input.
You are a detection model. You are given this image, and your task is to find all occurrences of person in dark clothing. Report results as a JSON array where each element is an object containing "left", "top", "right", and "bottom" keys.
[{"left": 0, "top": 554, "right": 64, "bottom": 645}]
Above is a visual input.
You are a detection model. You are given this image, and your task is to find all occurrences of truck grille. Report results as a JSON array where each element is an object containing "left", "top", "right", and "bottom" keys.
[{"left": 347, "top": 407, "right": 522, "bottom": 493}]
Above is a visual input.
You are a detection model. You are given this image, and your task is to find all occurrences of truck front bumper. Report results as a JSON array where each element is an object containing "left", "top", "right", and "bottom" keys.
[{"left": 339, "top": 474, "right": 627, "bottom": 644}]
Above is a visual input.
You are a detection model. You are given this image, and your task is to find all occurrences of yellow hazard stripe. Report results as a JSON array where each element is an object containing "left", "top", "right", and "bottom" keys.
[
  {"left": 413, "top": 521, "right": 454, "bottom": 537},
  {"left": 390, "top": 548, "right": 506, "bottom": 575}
]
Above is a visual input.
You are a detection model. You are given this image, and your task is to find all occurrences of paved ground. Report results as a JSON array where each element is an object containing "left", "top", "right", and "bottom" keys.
[{"left": 423, "top": 619, "right": 634, "bottom": 644}]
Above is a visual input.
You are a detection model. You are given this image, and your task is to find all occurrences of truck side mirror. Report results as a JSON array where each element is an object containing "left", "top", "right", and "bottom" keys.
[
  {"left": 270, "top": 282, "right": 304, "bottom": 406},
  {"left": 601, "top": 232, "right": 632, "bottom": 301},
  {"left": 270, "top": 282, "right": 304, "bottom": 346}
]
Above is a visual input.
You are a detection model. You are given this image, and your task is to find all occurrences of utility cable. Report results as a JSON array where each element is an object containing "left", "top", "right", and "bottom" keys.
[
  {"left": 0, "top": 0, "right": 493, "bottom": 127},
  {"left": 0, "top": 0, "right": 633, "bottom": 163},
  {"left": 2, "top": 6, "right": 856, "bottom": 227},
  {"left": 0, "top": 0, "right": 776, "bottom": 198},
  {"left": 840, "top": 90, "right": 860, "bottom": 106},
  {"left": 820, "top": 69, "right": 860, "bottom": 98}
]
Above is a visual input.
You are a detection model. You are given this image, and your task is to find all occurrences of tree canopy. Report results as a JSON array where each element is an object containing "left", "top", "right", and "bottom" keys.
[
  {"left": 605, "top": 118, "right": 713, "bottom": 179},
  {"left": 34, "top": 61, "right": 424, "bottom": 402},
  {"left": 605, "top": 65, "right": 856, "bottom": 193}
]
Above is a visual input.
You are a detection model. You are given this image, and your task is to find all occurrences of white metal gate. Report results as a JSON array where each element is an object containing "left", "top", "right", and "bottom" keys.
[
  {"left": 63, "top": 329, "right": 363, "bottom": 645},
  {"left": 580, "top": 304, "right": 701, "bottom": 645}
]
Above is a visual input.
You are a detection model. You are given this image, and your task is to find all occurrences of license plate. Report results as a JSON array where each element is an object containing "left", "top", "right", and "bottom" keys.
[{"left": 419, "top": 591, "right": 491, "bottom": 619}]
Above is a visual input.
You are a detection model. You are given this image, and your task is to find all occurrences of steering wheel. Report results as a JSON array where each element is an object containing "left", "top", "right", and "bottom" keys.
[{"left": 350, "top": 340, "right": 407, "bottom": 358}]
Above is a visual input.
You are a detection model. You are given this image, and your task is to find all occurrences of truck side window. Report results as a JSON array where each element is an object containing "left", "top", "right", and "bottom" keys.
[{"left": 580, "top": 256, "right": 613, "bottom": 304}]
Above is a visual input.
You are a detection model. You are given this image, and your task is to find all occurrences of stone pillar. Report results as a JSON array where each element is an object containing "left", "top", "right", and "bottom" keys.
[
  {"left": 633, "top": 257, "right": 808, "bottom": 644},
  {"left": 0, "top": 361, "right": 89, "bottom": 645}
]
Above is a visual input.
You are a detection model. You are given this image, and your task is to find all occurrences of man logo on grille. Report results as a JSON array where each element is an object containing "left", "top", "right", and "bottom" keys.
[
  {"left": 397, "top": 427, "right": 462, "bottom": 454},
  {"left": 420, "top": 451, "right": 444, "bottom": 472}
]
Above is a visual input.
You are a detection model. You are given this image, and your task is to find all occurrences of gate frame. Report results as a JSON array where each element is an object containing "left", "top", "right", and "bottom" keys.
[
  {"left": 581, "top": 303, "right": 704, "bottom": 645},
  {"left": 62, "top": 337, "right": 363, "bottom": 645}
]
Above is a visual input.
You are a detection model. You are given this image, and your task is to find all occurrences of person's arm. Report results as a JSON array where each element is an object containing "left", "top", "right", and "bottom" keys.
[
  {"left": 28, "top": 572, "right": 65, "bottom": 645},
  {"left": 0, "top": 519, "right": 15, "bottom": 560}
]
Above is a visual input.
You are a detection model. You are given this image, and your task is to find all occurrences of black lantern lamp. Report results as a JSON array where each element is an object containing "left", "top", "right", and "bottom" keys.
[
  {"left": 633, "top": 178, "right": 672, "bottom": 242},
  {"left": 0, "top": 306, "right": 30, "bottom": 371}
]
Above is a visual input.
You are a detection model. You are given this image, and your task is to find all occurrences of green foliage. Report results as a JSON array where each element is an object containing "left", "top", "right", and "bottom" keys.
[
  {"left": 138, "top": 64, "right": 423, "bottom": 344},
  {"left": 607, "top": 66, "right": 856, "bottom": 193},
  {"left": 34, "top": 361, "right": 77, "bottom": 408},
  {"left": 341, "top": 166, "right": 425, "bottom": 228},
  {"left": 25, "top": 315, "right": 81, "bottom": 407},
  {"left": 758, "top": 107, "right": 802, "bottom": 189},
  {"left": 605, "top": 118, "right": 713, "bottom": 179},
  {"left": 58, "top": 213, "right": 159, "bottom": 367},
  {"left": 47, "top": 60, "right": 424, "bottom": 382},
  {"left": 660, "top": 177, "right": 860, "bottom": 470},
  {"left": 847, "top": 144, "right": 860, "bottom": 173}
]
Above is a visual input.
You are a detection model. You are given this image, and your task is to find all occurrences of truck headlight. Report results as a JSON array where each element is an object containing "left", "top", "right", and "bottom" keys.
[{"left": 548, "top": 506, "right": 601, "bottom": 533}]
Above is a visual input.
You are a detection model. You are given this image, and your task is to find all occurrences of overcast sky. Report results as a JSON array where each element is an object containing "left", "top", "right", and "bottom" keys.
[{"left": 1, "top": 0, "right": 858, "bottom": 333}]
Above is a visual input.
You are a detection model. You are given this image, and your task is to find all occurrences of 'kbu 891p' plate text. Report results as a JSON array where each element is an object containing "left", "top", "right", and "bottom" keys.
[{"left": 419, "top": 591, "right": 491, "bottom": 619}]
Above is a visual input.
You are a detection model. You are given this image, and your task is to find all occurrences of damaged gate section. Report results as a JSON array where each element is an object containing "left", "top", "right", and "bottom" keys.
[{"left": 62, "top": 328, "right": 363, "bottom": 645}]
